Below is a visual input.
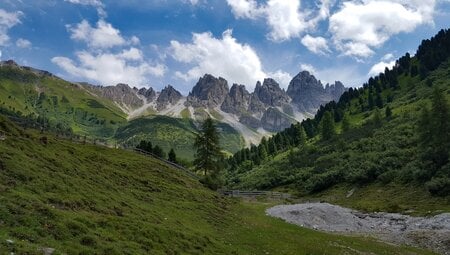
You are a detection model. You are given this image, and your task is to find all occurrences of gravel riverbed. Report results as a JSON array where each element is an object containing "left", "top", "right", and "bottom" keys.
[{"left": 266, "top": 203, "right": 450, "bottom": 255}]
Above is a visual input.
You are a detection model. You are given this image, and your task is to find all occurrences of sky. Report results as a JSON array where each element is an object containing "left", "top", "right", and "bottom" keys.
[{"left": 0, "top": 0, "right": 449, "bottom": 94}]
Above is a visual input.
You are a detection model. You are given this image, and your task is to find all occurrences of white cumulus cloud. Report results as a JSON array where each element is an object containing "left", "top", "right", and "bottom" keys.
[
  {"left": 68, "top": 19, "right": 126, "bottom": 49},
  {"left": 330, "top": 0, "right": 436, "bottom": 58},
  {"left": 170, "top": 29, "right": 267, "bottom": 90},
  {"left": 0, "top": 9, "right": 22, "bottom": 46},
  {"left": 52, "top": 50, "right": 165, "bottom": 87},
  {"left": 301, "top": 35, "right": 330, "bottom": 55},
  {"left": 368, "top": 61, "right": 396, "bottom": 77},
  {"left": 226, "top": 0, "right": 332, "bottom": 42}
]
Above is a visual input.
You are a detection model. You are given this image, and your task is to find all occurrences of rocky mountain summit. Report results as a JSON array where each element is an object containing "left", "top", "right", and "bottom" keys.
[
  {"left": 287, "top": 71, "right": 345, "bottom": 113},
  {"left": 84, "top": 70, "right": 346, "bottom": 142}
]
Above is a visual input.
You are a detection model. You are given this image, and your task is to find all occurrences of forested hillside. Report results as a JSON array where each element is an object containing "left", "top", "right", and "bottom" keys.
[{"left": 226, "top": 29, "right": 450, "bottom": 198}]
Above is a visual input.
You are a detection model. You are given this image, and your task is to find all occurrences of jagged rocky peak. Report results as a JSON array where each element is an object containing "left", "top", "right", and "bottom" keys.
[
  {"left": 90, "top": 83, "right": 144, "bottom": 110},
  {"left": 325, "top": 81, "right": 346, "bottom": 102},
  {"left": 138, "top": 87, "right": 157, "bottom": 101},
  {"left": 287, "top": 70, "right": 346, "bottom": 113},
  {"left": 156, "top": 85, "right": 182, "bottom": 111},
  {"left": 254, "top": 78, "right": 290, "bottom": 107},
  {"left": 188, "top": 74, "right": 229, "bottom": 107},
  {"left": 221, "top": 83, "right": 251, "bottom": 114}
]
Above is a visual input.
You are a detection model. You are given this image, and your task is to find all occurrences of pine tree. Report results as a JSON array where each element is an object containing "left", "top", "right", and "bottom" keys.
[
  {"left": 375, "top": 93, "right": 384, "bottom": 108},
  {"left": 368, "top": 92, "right": 375, "bottom": 110},
  {"left": 385, "top": 105, "right": 392, "bottom": 118},
  {"left": 321, "top": 111, "right": 335, "bottom": 140},
  {"left": 342, "top": 113, "right": 351, "bottom": 132},
  {"left": 168, "top": 148, "right": 177, "bottom": 163},
  {"left": 429, "top": 88, "right": 450, "bottom": 168},
  {"left": 153, "top": 145, "right": 165, "bottom": 158},
  {"left": 258, "top": 144, "right": 268, "bottom": 160},
  {"left": 372, "top": 108, "right": 382, "bottom": 126},
  {"left": 193, "top": 118, "right": 223, "bottom": 176},
  {"left": 297, "top": 125, "right": 307, "bottom": 146}
]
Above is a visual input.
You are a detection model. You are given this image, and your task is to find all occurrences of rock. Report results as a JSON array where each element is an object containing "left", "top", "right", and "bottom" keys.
[
  {"left": 85, "top": 83, "right": 144, "bottom": 110},
  {"left": 41, "top": 247, "right": 55, "bottom": 255},
  {"left": 137, "top": 87, "right": 157, "bottom": 101},
  {"left": 261, "top": 107, "right": 294, "bottom": 132},
  {"left": 187, "top": 74, "right": 229, "bottom": 107},
  {"left": 156, "top": 85, "right": 182, "bottom": 111},
  {"left": 287, "top": 71, "right": 346, "bottom": 113},
  {"left": 239, "top": 114, "right": 261, "bottom": 129},
  {"left": 254, "top": 78, "right": 290, "bottom": 107},
  {"left": 221, "top": 84, "right": 251, "bottom": 115},
  {"left": 248, "top": 93, "right": 266, "bottom": 115},
  {"left": 6, "top": 239, "right": 14, "bottom": 244}
]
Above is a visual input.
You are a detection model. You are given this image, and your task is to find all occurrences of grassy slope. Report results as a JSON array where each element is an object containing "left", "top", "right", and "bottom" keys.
[
  {"left": 227, "top": 60, "right": 450, "bottom": 214},
  {"left": 0, "top": 65, "right": 126, "bottom": 138},
  {"left": 0, "top": 116, "right": 435, "bottom": 254},
  {"left": 115, "top": 115, "right": 244, "bottom": 159}
]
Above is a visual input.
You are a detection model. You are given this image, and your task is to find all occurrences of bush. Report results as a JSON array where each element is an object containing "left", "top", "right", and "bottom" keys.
[
  {"left": 304, "top": 171, "right": 341, "bottom": 193},
  {"left": 200, "top": 175, "right": 223, "bottom": 191},
  {"left": 426, "top": 177, "right": 450, "bottom": 196}
]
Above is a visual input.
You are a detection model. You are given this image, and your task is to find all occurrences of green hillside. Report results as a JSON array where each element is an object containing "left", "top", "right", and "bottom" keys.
[
  {"left": 226, "top": 29, "right": 450, "bottom": 211},
  {"left": 0, "top": 63, "right": 245, "bottom": 159},
  {"left": 0, "top": 63, "right": 126, "bottom": 139},
  {"left": 115, "top": 115, "right": 244, "bottom": 159},
  {"left": 0, "top": 115, "right": 436, "bottom": 254}
]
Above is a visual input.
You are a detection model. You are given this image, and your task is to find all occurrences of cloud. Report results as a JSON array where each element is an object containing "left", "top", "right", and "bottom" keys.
[
  {"left": 368, "top": 60, "right": 396, "bottom": 76},
  {"left": 267, "top": 70, "right": 292, "bottom": 89},
  {"left": 226, "top": 0, "right": 332, "bottom": 42},
  {"left": 301, "top": 35, "right": 330, "bottom": 55},
  {"left": 0, "top": 9, "right": 23, "bottom": 46},
  {"left": 16, "top": 38, "right": 31, "bottom": 48},
  {"left": 330, "top": 0, "right": 436, "bottom": 58},
  {"left": 170, "top": 29, "right": 266, "bottom": 90},
  {"left": 300, "top": 63, "right": 366, "bottom": 87},
  {"left": 52, "top": 49, "right": 166, "bottom": 87},
  {"left": 68, "top": 19, "right": 126, "bottom": 49},
  {"left": 64, "top": 0, "right": 106, "bottom": 17},
  {"left": 226, "top": 0, "right": 262, "bottom": 19}
]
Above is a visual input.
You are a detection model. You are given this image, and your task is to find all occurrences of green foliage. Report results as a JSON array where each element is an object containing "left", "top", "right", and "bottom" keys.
[
  {"left": 168, "top": 148, "right": 177, "bottom": 163},
  {"left": 320, "top": 111, "right": 335, "bottom": 140},
  {"left": 194, "top": 118, "right": 224, "bottom": 189},
  {"left": 227, "top": 29, "right": 450, "bottom": 198}
]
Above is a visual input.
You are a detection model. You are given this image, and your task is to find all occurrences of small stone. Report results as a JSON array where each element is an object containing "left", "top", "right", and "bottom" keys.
[
  {"left": 6, "top": 239, "right": 14, "bottom": 244},
  {"left": 42, "top": 247, "right": 55, "bottom": 255}
]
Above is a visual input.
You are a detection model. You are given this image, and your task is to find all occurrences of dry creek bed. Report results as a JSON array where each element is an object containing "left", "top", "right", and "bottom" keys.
[{"left": 266, "top": 203, "right": 450, "bottom": 255}]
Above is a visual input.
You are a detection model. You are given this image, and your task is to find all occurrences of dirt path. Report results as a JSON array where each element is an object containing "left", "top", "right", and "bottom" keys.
[{"left": 266, "top": 203, "right": 450, "bottom": 255}]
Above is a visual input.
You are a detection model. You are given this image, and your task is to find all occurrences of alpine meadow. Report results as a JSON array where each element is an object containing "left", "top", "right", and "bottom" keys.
[{"left": 0, "top": 1, "right": 449, "bottom": 255}]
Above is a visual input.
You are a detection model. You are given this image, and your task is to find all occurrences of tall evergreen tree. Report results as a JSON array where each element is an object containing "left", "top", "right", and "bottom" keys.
[
  {"left": 368, "top": 92, "right": 375, "bottom": 110},
  {"left": 385, "top": 105, "right": 392, "bottom": 118},
  {"left": 168, "top": 148, "right": 177, "bottom": 164},
  {"left": 429, "top": 88, "right": 450, "bottom": 168},
  {"left": 321, "top": 111, "right": 335, "bottom": 140},
  {"left": 342, "top": 113, "right": 351, "bottom": 132},
  {"left": 193, "top": 118, "right": 223, "bottom": 176},
  {"left": 153, "top": 145, "right": 165, "bottom": 158}
]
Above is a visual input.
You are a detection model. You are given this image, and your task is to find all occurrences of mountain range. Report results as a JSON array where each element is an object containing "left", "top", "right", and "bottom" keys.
[
  {"left": 0, "top": 59, "right": 345, "bottom": 157},
  {"left": 83, "top": 70, "right": 346, "bottom": 143}
]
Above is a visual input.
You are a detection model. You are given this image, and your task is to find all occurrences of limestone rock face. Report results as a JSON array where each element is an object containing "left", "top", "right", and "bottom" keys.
[
  {"left": 261, "top": 107, "right": 294, "bottom": 132},
  {"left": 156, "top": 85, "right": 182, "bottom": 111},
  {"left": 187, "top": 74, "right": 229, "bottom": 107},
  {"left": 221, "top": 84, "right": 251, "bottom": 115},
  {"left": 287, "top": 71, "right": 346, "bottom": 113},
  {"left": 138, "top": 87, "right": 157, "bottom": 102},
  {"left": 254, "top": 78, "right": 290, "bottom": 107},
  {"left": 88, "top": 83, "right": 144, "bottom": 110}
]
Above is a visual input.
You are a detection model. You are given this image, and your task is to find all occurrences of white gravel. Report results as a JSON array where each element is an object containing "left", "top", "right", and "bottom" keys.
[{"left": 266, "top": 203, "right": 450, "bottom": 255}]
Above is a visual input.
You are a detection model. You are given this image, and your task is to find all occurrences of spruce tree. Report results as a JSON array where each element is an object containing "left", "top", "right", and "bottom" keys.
[
  {"left": 193, "top": 118, "right": 223, "bottom": 176},
  {"left": 342, "top": 113, "right": 351, "bottom": 132},
  {"left": 321, "top": 111, "right": 335, "bottom": 140},
  {"left": 429, "top": 88, "right": 450, "bottom": 168},
  {"left": 385, "top": 105, "right": 392, "bottom": 118},
  {"left": 297, "top": 125, "right": 307, "bottom": 146},
  {"left": 168, "top": 148, "right": 177, "bottom": 163}
]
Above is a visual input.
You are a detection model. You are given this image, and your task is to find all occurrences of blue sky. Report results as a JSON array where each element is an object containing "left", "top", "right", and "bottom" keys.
[{"left": 0, "top": 0, "right": 449, "bottom": 94}]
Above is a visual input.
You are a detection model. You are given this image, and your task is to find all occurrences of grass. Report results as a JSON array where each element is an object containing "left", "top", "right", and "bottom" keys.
[
  {"left": 115, "top": 115, "right": 244, "bottom": 159},
  {"left": 221, "top": 201, "right": 436, "bottom": 255},
  {"left": 293, "top": 183, "right": 450, "bottom": 216},
  {"left": 0, "top": 115, "right": 438, "bottom": 254}
]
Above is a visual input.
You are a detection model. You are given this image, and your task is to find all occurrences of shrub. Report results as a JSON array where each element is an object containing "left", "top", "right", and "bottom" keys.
[{"left": 426, "top": 177, "right": 450, "bottom": 196}]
